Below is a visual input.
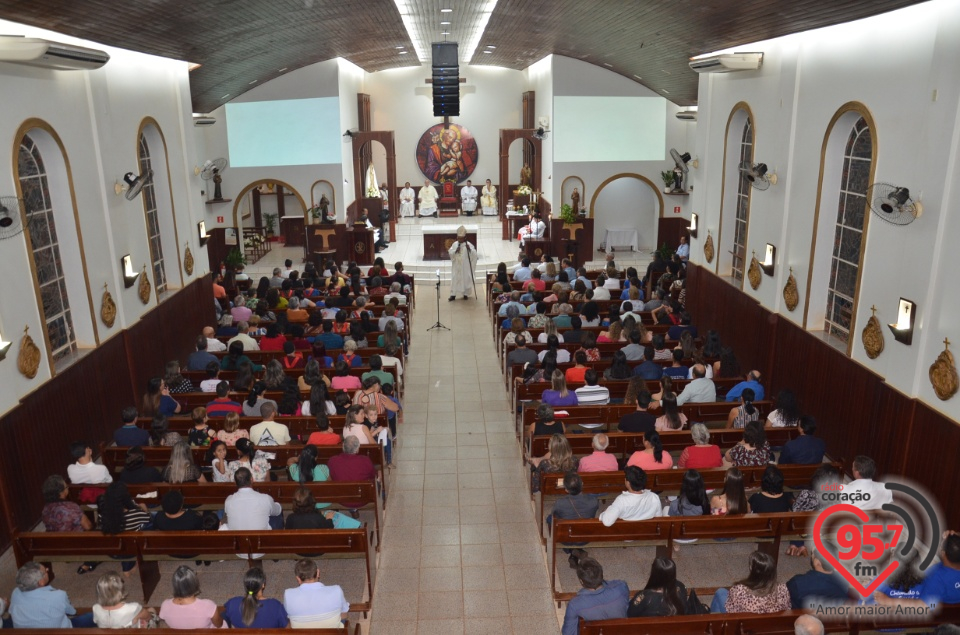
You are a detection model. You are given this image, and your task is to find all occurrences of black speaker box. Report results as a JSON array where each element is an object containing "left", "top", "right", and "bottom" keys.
[{"left": 432, "top": 42, "right": 458, "bottom": 68}]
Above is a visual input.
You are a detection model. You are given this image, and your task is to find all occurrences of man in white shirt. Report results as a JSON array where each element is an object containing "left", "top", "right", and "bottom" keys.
[
  {"left": 399, "top": 182, "right": 416, "bottom": 217},
  {"left": 66, "top": 442, "right": 113, "bottom": 484},
  {"left": 199, "top": 361, "right": 223, "bottom": 392},
  {"left": 380, "top": 343, "right": 404, "bottom": 388},
  {"left": 249, "top": 403, "right": 291, "bottom": 446},
  {"left": 384, "top": 282, "right": 407, "bottom": 305},
  {"left": 460, "top": 179, "right": 478, "bottom": 216},
  {"left": 227, "top": 322, "right": 260, "bottom": 351},
  {"left": 202, "top": 326, "right": 226, "bottom": 352},
  {"left": 281, "top": 259, "right": 294, "bottom": 278},
  {"left": 841, "top": 455, "right": 893, "bottom": 510},
  {"left": 519, "top": 213, "right": 546, "bottom": 248},
  {"left": 676, "top": 235, "right": 690, "bottom": 262},
  {"left": 575, "top": 369, "right": 610, "bottom": 405},
  {"left": 619, "top": 303, "right": 643, "bottom": 325},
  {"left": 284, "top": 559, "right": 351, "bottom": 628},
  {"left": 676, "top": 365, "right": 717, "bottom": 405},
  {"left": 269, "top": 268, "right": 284, "bottom": 288},
  {"left": 591, "top": 276, "right": 611, "bottom": 301},
  {"left": 224, "top": 467, "right": 283, "bottom": 530},
  {"left": 599, "top": 466, "right": 663, "bottom": 525}
]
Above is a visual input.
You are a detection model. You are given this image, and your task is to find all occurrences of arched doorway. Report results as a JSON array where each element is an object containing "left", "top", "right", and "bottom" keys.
[
  {"left": 589, "top": 173, "right": 664, "bottom": 251},
  {"left": 232, "top": 180, "right": 308, "bottom": 262}
]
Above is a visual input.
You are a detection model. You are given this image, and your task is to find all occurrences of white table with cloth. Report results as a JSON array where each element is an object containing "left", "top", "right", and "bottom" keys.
[{"left": 602, "top": 227, "right": 640, "bottom": 251}]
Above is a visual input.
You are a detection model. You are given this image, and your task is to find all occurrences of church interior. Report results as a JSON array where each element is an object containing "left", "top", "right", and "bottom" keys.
[{"left": 0, "top": 0, "right": 959, "bottom": 632}]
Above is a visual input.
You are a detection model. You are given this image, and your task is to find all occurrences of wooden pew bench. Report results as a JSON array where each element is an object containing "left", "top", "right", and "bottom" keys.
[
  {"left": 66, "top": 480, "right": 383, "bottom": 551},
  {"left": 536, "top": 462, "right": 837, "bottom": 544},
  {"left": 13, "top": 529, "right": 374, "bottom": 613},
  {"left": 142, "top": 414, "right": 385, "bottom": 438},
  {"left": 15, "top": 625, "right": 359, "bottom": 635},
  {"left": 551, "top": 512, "right": 815, "bottom": 603}
]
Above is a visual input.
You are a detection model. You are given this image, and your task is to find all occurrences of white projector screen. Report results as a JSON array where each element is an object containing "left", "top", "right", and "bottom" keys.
[
  {"left": 553, "top": 96, "right": 666, "bottom": 162},
  {"left": 226, "top": 97, "right": 341, "bottom": 167}
]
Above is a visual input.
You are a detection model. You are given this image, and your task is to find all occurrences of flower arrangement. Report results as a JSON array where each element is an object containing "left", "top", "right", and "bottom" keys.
[
  {"left": 515, "top": 185, "right": 533, "bottom": 196},
  {"left": 560, "top": 203, "right": 578, "bottom": 225}
]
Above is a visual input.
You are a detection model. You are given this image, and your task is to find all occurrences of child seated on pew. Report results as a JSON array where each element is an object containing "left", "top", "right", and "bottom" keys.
[
  {"left": 187, "top": 407, "right": 215, "bottom": 447},
  {"left": 207, "top": 440, "right": 231, "bottom": 483},
  {"left": 363, "top": 403, "right": 393, "bottom": 468}
]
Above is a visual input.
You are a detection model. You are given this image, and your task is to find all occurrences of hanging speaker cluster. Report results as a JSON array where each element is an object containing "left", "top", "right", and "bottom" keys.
[{"left": 432, "top": 42, "right": 459, "bottom": 117}]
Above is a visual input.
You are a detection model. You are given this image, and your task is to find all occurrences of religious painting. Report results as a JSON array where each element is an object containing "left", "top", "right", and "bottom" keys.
[{"left": 416, "top": 123, "right": 479, "bottom": 184}]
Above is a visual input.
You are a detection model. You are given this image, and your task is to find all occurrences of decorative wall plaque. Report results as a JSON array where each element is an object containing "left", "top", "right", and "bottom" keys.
[
  {"left": 415, "top": 123, "right": 479, "bottom": 183},
  {"left": 17, "top": 326, "right": 40, "bottom": 379},
  {"left": 747, "top": 253, "right": 762, "bottom": 290},
  {"left": 861, "top": 306, "right": 884, "bottom": 360},
  {"left": 100, "top": 283, "right": 117, "bottom": 328},
  {"left": 783, "top": 268, "right": 799, "bottom": 312},
  {"left": 183, "top": 243, "right": 195, "bottom": 276},
  {"left": 929, "top": 338, "right": 959, "bottom": 401},
  {"left": 703, "top": 231, "right": 715, "bottom": 263},
  {"left": 138, "top": 265, "right": 151, "bottom": 304}
]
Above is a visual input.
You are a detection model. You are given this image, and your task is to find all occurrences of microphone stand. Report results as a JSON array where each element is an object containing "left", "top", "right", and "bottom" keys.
[{"left": 426, "top": 269, "right": 450, "bottom": 331}]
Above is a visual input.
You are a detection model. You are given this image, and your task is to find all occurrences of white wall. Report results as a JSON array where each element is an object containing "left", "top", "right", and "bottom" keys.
[
  {"left": 690, "top": 0, "right": 960, "bottom": 420},
  {"left": 0, "top": 21, "right": 204, "bottom": 416},
  {"left": 550, "top": 56, "right": 693, "bottom": 250}
]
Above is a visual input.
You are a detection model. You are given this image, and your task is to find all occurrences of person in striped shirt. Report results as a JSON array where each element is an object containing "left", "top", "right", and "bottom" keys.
[{"left": 574, "top": 369, "right": 610, "bottom": 406}]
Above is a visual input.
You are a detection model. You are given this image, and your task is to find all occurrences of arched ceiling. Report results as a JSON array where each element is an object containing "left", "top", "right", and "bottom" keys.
[{"left": 0, "top": 0, "right": 926, "bottom": 112}]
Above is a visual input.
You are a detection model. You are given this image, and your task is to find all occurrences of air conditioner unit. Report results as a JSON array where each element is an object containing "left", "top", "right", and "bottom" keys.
[
  {"left": 192, "top": 114, "right": 217, "bottom": 127},
  {"left": 0, "top": 35, "right": 109, "bottom": 70},
  {"left": 676, "top": 110, "right": 698, "bottom": 121},
  {"left": 689, "top": 52, "right": 762, "bottom": 74}
]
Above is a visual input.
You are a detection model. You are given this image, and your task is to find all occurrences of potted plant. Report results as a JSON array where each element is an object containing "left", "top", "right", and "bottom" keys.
[
  {"left": 560, "top": 203, "right": 579, "bottom": 225},
  {"left": 308, "top": 205, "right": 321, "bottom": 224},
  {"left": 263, "top": 213, "right": 276, "bottom": 237},
  {"left": 656, "top": 242, "right": 675, "bottom": 262},
  {"left": 224, "top": 247, "right": 246, "bottom": 271},
  {"left": 660, "top": 170, "right": 675, "bottom": 193}
]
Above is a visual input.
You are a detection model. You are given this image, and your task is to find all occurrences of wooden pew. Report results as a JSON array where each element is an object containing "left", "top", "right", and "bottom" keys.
[
  {"left": 100, "top": 443, "right": 389, "bottom": 505},
  {"left": 22, "top": 626, "right": 359, "bottom": 635},
  {"left": 144, "top": 414, "right": 383, "bottom": 437},
  {"left": 577, "top": 604, "right": 960, "bottom": 635},
  {"left": 66, "top": 480, "right": 382, "bottom": 552},
  {"left": 550, "top": 513, "right": 815, "bottom": 603},
  {"left": 13, "top": 528, "right": 373, "bottom": 612},
  {"left": 537, "top": 463, "right": 836, "bottom": 545}
]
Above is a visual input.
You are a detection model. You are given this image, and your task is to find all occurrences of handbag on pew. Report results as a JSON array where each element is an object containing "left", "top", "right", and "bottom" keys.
[
  {"left": 331, "top": 511, "right": 362, "bottom": 529},
  {"left": 686, "top": 588, "right": 710, "bottom": 614}
]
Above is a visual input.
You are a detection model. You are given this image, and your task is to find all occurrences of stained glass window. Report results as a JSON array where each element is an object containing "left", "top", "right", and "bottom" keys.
[
  {"left": 732, "top": 117, "right": 753, "bottom": 285},
  {"left": 824, "top": 117, "right": 871, "bottom": 345},
  {"left": 138, "top": 134, "right": 166, "bottom": 296},
  {"left": 18, "top": 134, "right": 76, "bottom": 362}
]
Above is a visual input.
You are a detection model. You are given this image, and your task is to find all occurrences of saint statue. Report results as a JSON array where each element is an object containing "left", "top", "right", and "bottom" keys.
[
  {"left": 520, "top": 163, "right": 532, "bottom": 187},
  {"left": 319, "top": 194, "right": 334, "bottom": 224},
  {"left": 212, "top": 168, "right": 223, "bottom": 200},
  {"left": 571, "top": 188, "right": 580, "bottom": 214},
  {"left": 673, "top": 166, "right": 685, "bottom": 193},
  {"left": 364, "top": 163, "right": 379, "bottom": 198}
]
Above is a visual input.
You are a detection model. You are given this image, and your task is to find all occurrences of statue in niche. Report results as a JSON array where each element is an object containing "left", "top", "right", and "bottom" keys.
[
  {"left": 212, "top": 168, "right": 223, "bottom": 200},
  {"left": 365, "top": 163, "right": 379, "bottom": 198},
  {"left": 673, "top": 166, "right": 685, "bottom": 193},
  {"left": 571, "top": 188, "right": 581, "bottom": 214},
  {"left": 520, "top": 163, "right": 532, "bottom": 187},
  {"left": 319, "top": 194, "right": 335, "bottom": 224}
]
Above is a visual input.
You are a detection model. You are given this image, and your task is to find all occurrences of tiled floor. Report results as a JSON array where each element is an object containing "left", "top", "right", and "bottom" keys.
[{"left": 369, "top": 294, "right": 562, "bottom": 634}]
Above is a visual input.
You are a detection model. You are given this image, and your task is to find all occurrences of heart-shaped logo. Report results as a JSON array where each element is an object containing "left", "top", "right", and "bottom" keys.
[{"left": 813, "top": 504, "right": 901, "bottom": 597}]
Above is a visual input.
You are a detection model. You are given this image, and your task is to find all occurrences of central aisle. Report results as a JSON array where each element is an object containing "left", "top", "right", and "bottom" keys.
[{"left": 369, "top": 287, "right": 561, "bottom": 634}]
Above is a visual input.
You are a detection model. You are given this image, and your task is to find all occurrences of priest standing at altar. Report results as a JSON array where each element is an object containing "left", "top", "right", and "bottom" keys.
[
  {"left": 419, "top": 180, "right": 438, "bottom": 217},
  {"left": 460, "top": 180, "right": 478, "bottom": 216},
  {"left": 481, "top": 179, "right": 497, "bottom": 215},
  {"left": 399, "top": 182, "right": 415, "bottom": 217},
  {"left": 448, "top": 226, "right": 478, "bottom": 301}
]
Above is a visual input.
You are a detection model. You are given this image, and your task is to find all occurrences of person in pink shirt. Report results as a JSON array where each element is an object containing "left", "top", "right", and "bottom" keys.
[
  {"left": 158, "top": 565, "right": 223, "bottom": 629},
  {"left": 578, "top": 434, "right": 620, "bottom": 472},
  {"left": 627, "top": 431, "right": 674, "bottom": 470}
]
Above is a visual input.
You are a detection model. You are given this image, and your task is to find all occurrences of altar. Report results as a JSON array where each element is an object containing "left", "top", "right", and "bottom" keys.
[{"left": 423, "top": 224, "right": 479, "bottom": 260}]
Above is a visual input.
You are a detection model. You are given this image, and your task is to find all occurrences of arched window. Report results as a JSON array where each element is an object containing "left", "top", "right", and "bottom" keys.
[
  {"left": 18, "top": 134, "right": 76, "bottom": 362},
  {"left": 823, "top": 117, "right": 871, "bottom": 344},
  {"left": 731, "top": 117, "right": 753, "bottom": 286},
  {"left": 138, "top": 133, "right": 167, "bottom": 296}
]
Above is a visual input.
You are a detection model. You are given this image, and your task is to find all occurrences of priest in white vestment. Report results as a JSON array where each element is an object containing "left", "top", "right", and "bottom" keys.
[
  {"left": 419, "top": 180, "right": 439, "bottom": 217},
  {"left": 448, "top": 225, "right": 478, "bottom": 301},
  {"left": 460, "top": 180, "right": 478, "bottom": 216},
  {"left": 481, "top": 179, "right": 497, "bottom": 215},
  {"left": 518, "top": 213, "right": 546, "bottom": 247},
  {"left": 399, "top": 182, "right": 416, "bottom": 217},
  {"left": 359, "top": 209, "right": 381, "bottom": 249}
]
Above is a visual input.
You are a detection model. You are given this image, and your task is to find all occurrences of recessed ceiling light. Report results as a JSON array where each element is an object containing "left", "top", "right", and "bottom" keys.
[
  {"left": 395, "top": 46, "right": 404, "bottom": 49},
  {"left": 661, "top": 69, "right": 672, "bottom": 75},
  {"left": 633, "top": 74, "right": 642, "bottom": 79},
  {"left": 483, "top": 50, "right": 492, "bottom": 54},
  {"left": 278, "top": 67, "right": 288, "bottom": 72},
  {"left": 399, "top": 50, "right": 408, "bottom": 54},
  {"left": 603, "top": 63, "right": 612, "bottom": 68},
  {"left": 440, "top": 21, "right": 450, "bottom": 25},
  {"left": 661, "top": 89, "right": 670, "bottom": 94},
  {"left": 440, "top": 7, "right": 452, "bottom": 12},
  {"left": 248, "top": 79, "right": 258, "bottom": 85},
  {"left": 221, "top": 94, "right": 230, "bottom": 99},
  {"left": 486, "top": 45, "right": 496, "bottom": 49}
]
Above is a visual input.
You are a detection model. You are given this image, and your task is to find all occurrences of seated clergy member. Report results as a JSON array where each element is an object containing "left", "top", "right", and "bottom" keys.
[
  {"left": 224, "top": 467, "right": 283, "bottom": 530},
  {"left": 778, "top": 416, "right": 826, "bottom": 465},
  {"left": 283, "top": 559, "right": 350, "bottom": 628},
  {"left": 675, "top": 364, "right": 716, "bottom": 405},
  {"left": 579, "top": 433, "right": 619, "bottom": 472},
  {"left": 725, "top": 370, "right": 765, "bottom": 401},
  {"left": 599, "top": 466, "right": 662, "bottom": 525},
  {"left": 561, "top": 557, "right": 629, "bottom": 635}
]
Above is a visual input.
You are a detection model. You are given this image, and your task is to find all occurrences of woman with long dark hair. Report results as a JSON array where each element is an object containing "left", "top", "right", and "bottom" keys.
[
  {"left": 228, "top": 438, "right": 271, "bottom": 482},
  {"left": 713, "top": 550, "right": 790, "bottom": 613},
  {"left": 655, "top": 393, "right": 687, "bottom": 431},
  {"left": 668, "top": 470, "right": 710, "bottom": 516},
  {"left": 141, "top": 377, "right": 181, "bottom": 417},
  {"left": 724, "top": 420, "right": 772, "bottom": 467},
  {"left": 302, "top": 381, "right": 335, "bottom": 417},
  {"left": 222, "top": 567, "right": 288, "bottom": 628},
  {"left": 710, "top": 467, "right": 749, "bottom": 515},
  {"left": 767, "top": 389, "right": 801, "bottom": 428},
  {"left": 627, "top": 430, "right": 674, "bottom": 470},
  {"left": 98, "top": 481, "right": 151, "bottom": 574},
  {"left": 628, "top": 558, "right": 689, "bottom": 617},
  {"left": 164, "top": 361, "right": 195, "bottom": 394},
  {"left": 713, "top": 346, "right": 741, "bottom": 379},
  {"left": 728, "top": 387, "right": 760, "bottom": 428}
]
